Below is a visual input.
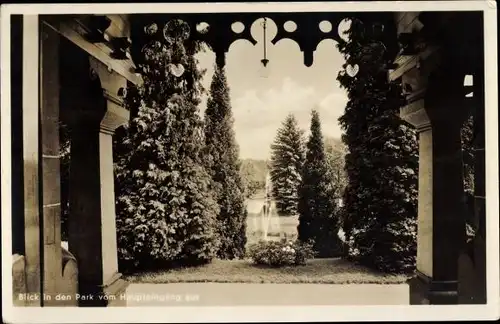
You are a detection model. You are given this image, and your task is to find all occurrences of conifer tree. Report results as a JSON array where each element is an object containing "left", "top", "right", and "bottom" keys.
[
  {"left": 297, "top": 110, "right": 341, "bottom": 257},
  {"left": 336, "top": 18, "right": 418, "bottom": 273},
  {"left": 114, "top": 25, "right": 219, "bottom": 271},
  {"left": 59, "top": 122, "right": 71, "bottom": 242},
  {"left": 269, "top": 114, "right": 305, "bottom": 216},
  {"left": 204, "top": 65, "right": 247, "bottom": 259},
  {"left": 324, "top": 137, "right": 348, "bottom": 204}
]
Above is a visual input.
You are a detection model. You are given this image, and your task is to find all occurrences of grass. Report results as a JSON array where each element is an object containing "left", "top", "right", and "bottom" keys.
[
  {"left": 125, "top": 258, "right": 409, "bottom": 285},
  {"left": 126, "top": 203, "right": 408, "bottom": 285}
]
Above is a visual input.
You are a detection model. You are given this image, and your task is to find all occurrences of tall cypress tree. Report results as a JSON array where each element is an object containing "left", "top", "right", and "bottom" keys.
[
  {"left": 269, "top": 114, "right": 305, "bottom": 216},
  {"left": 204, "top": 65, "right": 247, "bottom": 259},
  {"left": 297, "top": 110, "right": 341, "bottom": 257},
  {"left": 336, "top": 18, "right": 418, "bottom": 273},
  {"left": 114, "top": 27, "right": 219, "bottom": 271}
]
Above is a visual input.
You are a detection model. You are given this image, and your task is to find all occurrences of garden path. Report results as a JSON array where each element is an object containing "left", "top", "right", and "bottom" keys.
[{"left": 124, "top": 282, "right": 409, "bottom": 306}]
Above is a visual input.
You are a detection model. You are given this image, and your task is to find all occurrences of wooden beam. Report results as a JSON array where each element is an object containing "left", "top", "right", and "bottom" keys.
[{"left": 41, "top": 17, "right": 142, "bottom": 86}]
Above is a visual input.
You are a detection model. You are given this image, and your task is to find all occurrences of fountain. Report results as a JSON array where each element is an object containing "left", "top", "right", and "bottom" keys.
[{"left": 260, "top": 172, "right": 281, "bottom": 240}]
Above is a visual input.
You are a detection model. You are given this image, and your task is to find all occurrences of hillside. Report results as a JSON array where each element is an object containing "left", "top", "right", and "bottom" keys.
[
  {"left": 324, "top": 136, "right": 346, "bottom": 153},
  {"left": 240, "top": 159, "right": 269, "bottom": 198}
]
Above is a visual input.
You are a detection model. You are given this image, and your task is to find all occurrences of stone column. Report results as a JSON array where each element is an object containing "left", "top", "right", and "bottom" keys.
[
  {"left": 401, "top": 100, "right": 433, "bottom": 280},
  {"left": 469, "top": 68, "right": 486, "bottom": 303},
  {"left": 402, "top": 62, "right": 469, "bottom": 304},
  {"left": 472, "top": 95, "right": 487, "bottom": 303},
  {"left": 428, "top": 116, "right": 465, "bottom": 304},
  {"left": 39, "top": 22, "right": 64, "bottom": 306},
  {"left": 401, "top": 100, "right": 434, "bottom": 304},
  {"left": 22, "top": 15, "right": 42, "bottom": 306},
  {"left": 68, "top": 57, "right": 129, "bottom": 306}
]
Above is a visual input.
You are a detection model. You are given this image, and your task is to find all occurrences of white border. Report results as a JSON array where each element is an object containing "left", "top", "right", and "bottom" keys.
[
  {"left": 0, "top": 1, "right": 498, "bottom": 14},
  {"left": 1, "top": 1, "right": 498, "bottom": 323}
]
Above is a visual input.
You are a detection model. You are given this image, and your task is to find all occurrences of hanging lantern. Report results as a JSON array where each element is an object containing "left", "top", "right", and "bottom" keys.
[{"left": 259, "top": 17, "right": 271, "bottom": 78}]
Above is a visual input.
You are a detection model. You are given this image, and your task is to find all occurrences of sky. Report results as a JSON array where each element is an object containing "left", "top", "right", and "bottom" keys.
[{"left": 196, "top": 18, "right": 348, "bottom": 160}]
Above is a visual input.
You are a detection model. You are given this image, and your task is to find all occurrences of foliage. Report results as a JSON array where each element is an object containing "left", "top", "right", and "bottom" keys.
[
  {"left": 336, "top": 18, "right": 419, "bottom": 273},
  {"left": 324, "top": 137, "right": 348, "bottom": 201},
  {"left": 59, "top": 122, "right": 71, "bottom": 242},
  {"left": 461, "top": 116, "right": 475, "bottom": 195},
  {"left": 461, "top": 115, "right": 476, "bottom": 238},
  {"left": 269, "top": 114, "right": 305, "bottom": 216},
  {"left": 297, "top": 110, "right": 343, "bottom": 257},
  {"left": 114, "top": 34, "right": 219, "bottom": 271},
  {"left": 461, "top": 115, "right": 474, "bottom": 196},
  {"left": 247, "top": 239, "right": 315, "bottom": 267},
  {"left": 204, "top": 65, "right": 247, "bottom": 259},
  {"left": 244, "top": 179, "right": 266, "bottom": 198},
  {"left": 240, "top": 159, "right": 268, "bottom": 198}
]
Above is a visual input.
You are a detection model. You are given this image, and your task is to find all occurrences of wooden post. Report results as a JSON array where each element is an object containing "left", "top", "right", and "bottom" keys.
[
  {"left": 22, "top": 14, "right": 42, "bottom": 306},
  {"left": 67, "top": 56, "right": 129, "bottom": 306}
]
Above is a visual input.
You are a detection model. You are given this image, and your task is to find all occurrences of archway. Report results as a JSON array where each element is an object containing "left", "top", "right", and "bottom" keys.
[{"left": 10, "top": 9, "right": 487, "bottom": 309}]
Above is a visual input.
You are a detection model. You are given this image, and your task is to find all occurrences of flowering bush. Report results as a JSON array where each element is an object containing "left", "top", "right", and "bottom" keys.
[{"left": 247, "top": 239, "right": 315, "bottom": 267}]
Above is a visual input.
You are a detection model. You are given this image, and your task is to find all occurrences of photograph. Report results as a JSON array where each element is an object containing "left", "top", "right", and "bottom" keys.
[{"left": 1, "top": 1, "right": 498, "bottom": 322}]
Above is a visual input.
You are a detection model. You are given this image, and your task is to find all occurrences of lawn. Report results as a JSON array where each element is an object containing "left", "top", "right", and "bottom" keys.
[{"left": 125, "top": 258, "right": 409, "bottom": 285}]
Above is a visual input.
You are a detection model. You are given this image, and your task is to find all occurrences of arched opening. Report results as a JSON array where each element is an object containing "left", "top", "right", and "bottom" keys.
[
  {"left": 119, "top": 12, "right": 406, "bottom": 275},
  {"left": 23, "top": 9, "right": 487, "bottom": 308}
]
